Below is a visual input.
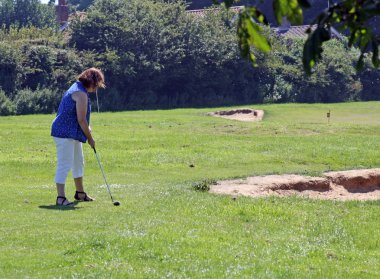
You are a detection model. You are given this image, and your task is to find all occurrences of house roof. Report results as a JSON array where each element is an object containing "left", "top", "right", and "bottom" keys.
[
  {"left": 186, "top": 7, "right": 343, "bottom": 40},
  {"left": 274, "top": 25, "right": 315, "bottom": 37},
  {"left": 273, "top": 24, "right": 344, "bottom": 39},
  {"left": 186, "top": 6, "right": 243, "bottom": 17}
]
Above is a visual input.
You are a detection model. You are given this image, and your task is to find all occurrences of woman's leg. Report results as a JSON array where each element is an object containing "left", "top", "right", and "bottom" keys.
[
  {"left": 54, "top": 137, "right": 75, "bottom": 205},
  {"left": 74, "top": 177, "right": 84, "bottom": 192},
  {"left": 57, "top": 183, "right": 66, "bottom": 197},
  {"left": 73, "top": 141, "right": 95, "bottom": 201}
]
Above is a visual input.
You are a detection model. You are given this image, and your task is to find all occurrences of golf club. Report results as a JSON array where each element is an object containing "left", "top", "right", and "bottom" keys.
[
  {"left": 95, "top": 88, "right": 100, "bottom": 113},
  {"left": 93, "top": 147, "right": 120, "bottom": 206}
]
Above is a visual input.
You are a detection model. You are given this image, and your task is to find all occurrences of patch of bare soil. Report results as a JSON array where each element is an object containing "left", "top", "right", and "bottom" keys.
[
  {"left": 208, "top": 108, "right": 264, "bottom": 122},
  {"left": 210, "top": 169, "right": 380, "bottom": 201}
]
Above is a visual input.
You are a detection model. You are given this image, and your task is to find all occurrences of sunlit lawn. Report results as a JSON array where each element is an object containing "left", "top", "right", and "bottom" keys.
[{"left": 0, "top": 102, "right": 379, "bottom": 278}]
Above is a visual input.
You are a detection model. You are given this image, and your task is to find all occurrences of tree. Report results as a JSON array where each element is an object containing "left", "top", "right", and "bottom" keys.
[
  {"left": 0, "top": 0, "right": 14, "bottom": 28},
  {"left": 0, "top": 42, "right": 21, "bottom": 96},
  {"left": 68, "top": 0, "right": 271, "bottom": 109},
  {"left": 0, "top": 0, "right": 57, "bottom": 29},
  {"left": 215, "top": 0, "right": 380, "bottom": 74},
  {"left": 66, "top": 0, "right": 95, "bottom": 11}
]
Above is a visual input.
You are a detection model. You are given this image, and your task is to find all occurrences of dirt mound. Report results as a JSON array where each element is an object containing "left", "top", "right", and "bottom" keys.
[
  {"left": 208, "top": 108, "right": 264, "bottom": 122},
  {"left": 210, "top": 169, "right": 380, "bottom": 201}
]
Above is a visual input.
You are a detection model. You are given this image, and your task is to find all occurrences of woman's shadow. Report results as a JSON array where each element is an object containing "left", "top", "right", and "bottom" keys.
[{"left": 39, "top": 201, "right": 81, "bottom": 211}]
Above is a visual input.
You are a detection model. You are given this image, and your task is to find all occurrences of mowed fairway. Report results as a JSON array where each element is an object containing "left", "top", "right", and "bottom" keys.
[{"left": 0, "top": 102, "right": 379, "bottom": 278}]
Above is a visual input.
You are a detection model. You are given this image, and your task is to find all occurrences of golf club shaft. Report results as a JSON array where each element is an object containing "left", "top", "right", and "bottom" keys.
[
  {"left": 95, "top": 89, "right": 100, "bottom": 113},
  {"left": 93, "top": 148, "right": 115, "bottom": 202}
]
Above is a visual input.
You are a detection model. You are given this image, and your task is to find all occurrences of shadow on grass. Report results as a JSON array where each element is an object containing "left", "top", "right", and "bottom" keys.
[{"left": 38, "top": 201, "right": 81, "bottom": 211}]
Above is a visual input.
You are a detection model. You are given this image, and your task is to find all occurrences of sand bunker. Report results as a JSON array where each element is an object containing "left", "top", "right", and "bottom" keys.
[
  {"left": 208, "top": 108, "right": 264, "bottom": 122},
  {"left": 210, "top": 169, "right": 380, "bottom": 201}
]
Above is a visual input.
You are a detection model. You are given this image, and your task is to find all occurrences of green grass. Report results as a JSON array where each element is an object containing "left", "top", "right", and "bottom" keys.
[{"left": 0, "top": 102, "right": 379, "bottom": 278}]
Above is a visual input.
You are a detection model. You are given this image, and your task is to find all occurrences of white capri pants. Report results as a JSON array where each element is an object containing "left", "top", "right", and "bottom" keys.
[{"left": 54, "top": 137, "right": 84, "bottom": 184}]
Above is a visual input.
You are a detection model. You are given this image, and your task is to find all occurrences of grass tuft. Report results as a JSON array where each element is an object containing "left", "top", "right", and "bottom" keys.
[{"left": 191, "top": 179, "right": 217, "bottom": 192}]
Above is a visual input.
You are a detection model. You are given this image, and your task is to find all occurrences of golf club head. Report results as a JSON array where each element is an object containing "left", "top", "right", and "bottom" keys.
[{"left": 113, "top": 201, "right": 120, "bottom": 206}]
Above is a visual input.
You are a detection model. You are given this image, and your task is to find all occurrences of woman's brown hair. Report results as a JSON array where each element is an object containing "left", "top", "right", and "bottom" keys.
[{"left": 78, "top": 68, "right": 105, "bottom": 89}]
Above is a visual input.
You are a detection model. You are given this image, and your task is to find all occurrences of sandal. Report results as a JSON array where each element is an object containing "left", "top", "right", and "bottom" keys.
[
  {"left": 56, "top": 196, "right": 74, "bottom": 206},
  {"left": 74, "top": 191, "right": 95, "bottom": 202}
]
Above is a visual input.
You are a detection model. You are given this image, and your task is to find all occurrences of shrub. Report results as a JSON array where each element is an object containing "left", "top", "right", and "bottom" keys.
[
  {"left": 20, "top": 45, "right": 56, "bottom": 91},
  {"left": 358, "top": 56, "right": 380, "bottom": 101},
  {"left": 0, "top": 89, "right": 15, "bottom": 116},
  {"left": 0, "top": 43, "right": 21, "bottom": 96},
  {"left": 14, "top": 88, "right": 60, "bottom": 115}
]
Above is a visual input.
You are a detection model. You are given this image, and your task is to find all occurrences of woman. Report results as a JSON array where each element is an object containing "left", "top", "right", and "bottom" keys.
[{"left": 51, "top": 68, "right": 105, "bottom": 206}]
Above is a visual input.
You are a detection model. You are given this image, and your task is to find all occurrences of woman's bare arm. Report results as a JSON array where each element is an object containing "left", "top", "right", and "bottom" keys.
[{"left": 72, "top": 91, "right": 95, "bottom": 148}]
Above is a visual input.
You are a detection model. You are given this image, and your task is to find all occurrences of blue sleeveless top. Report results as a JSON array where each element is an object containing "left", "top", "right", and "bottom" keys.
[{"left": 51, "top": 81, "right": 91, "bottom": 143}]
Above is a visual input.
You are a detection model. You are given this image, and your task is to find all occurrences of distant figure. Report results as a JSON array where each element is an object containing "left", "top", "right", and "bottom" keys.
[{"left": 51, "top": 68, "right": 105, "bottom": 206}]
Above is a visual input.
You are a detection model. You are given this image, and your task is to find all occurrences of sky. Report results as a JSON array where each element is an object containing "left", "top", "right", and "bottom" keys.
[{"left": 40, "top": 0, "right": 55, "bottom": 4}]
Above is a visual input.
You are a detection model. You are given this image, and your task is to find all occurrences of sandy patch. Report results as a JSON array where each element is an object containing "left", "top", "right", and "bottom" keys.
[
  {"left": 208, "top": 108, "right": 264, "bottom": 122},
  {"left": 210, "top": 169, "right": 380, "bottom": 201}
]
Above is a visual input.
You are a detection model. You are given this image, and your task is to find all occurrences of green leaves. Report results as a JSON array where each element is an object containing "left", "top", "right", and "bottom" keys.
[
  {"left": 237, "top": 7, "right": 271, "bottom": 66},
  {"left": 217, "top": 0, "right": 312, "bottom": 68},
  {"left": 303, "top": 26, "right": 331, "bottom": 75},
  {"left": 273, "top": 0, "right": 309, "bottom": 25},
  {"left": 347, "top": 27, "right": 372, "bottom": 70},
  {"left": 0, "top": 0, "right": 57, "bottom": 30},
  {"left": 235, "top": 0, "right": 313, "bottom": 67},
  {"left": 303, "top": 1, "right": 380, "bottom": 73},
  {"left": 346, "top": 26, "right": 379, "bottom": 70},
  {"left": 212, "top": 0, "right": 235, "bottom": 9},
  {"left": 218, "top": 0, "right": 379, "bottom": 74}
]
